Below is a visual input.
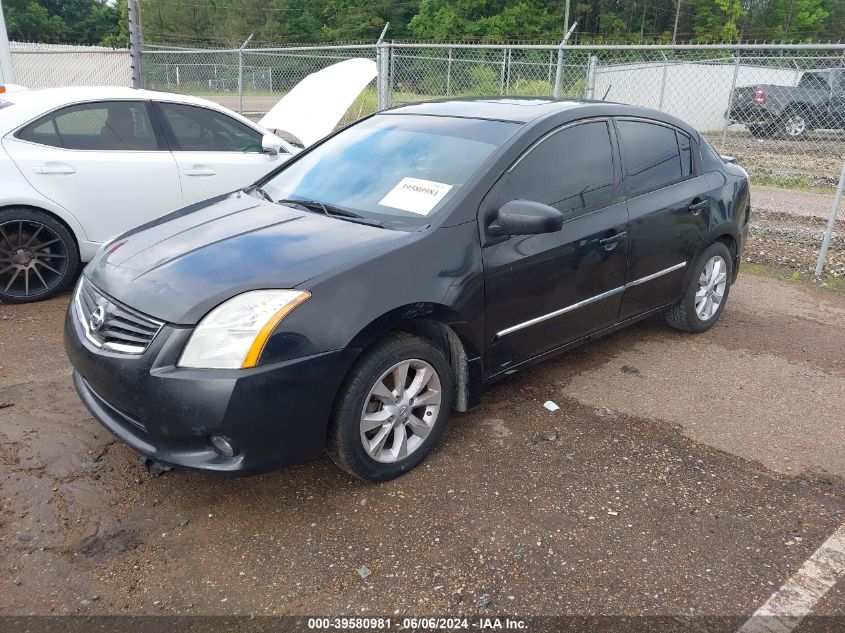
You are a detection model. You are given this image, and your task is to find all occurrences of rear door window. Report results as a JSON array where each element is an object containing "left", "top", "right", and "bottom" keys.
[
  {"left": 17, "top": 101, "right": 157, "bottom": 151},
  {"left": 617, "top": 120, "right": 683, "bottom": 195},
  {"left": 507, "top": 120, "right": 616, "bottom": 218}
]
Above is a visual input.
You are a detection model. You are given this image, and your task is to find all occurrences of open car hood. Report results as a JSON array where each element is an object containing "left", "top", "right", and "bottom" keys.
[{"left": 259, "top": 58, "right": 377, "bottom": 147}]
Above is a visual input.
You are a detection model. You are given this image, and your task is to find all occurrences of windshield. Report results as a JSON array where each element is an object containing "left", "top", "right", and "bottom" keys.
[{"left": 261, "top": 114, "right": 520, "bottom": 229}]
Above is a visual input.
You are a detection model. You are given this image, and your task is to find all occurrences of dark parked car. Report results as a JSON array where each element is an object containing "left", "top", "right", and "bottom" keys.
[
  {"left": 727, "top": 68, "right": 845, "bottom": 139},
  {"left": 65, "top": 98, "right": 751, "bottom": 481}
]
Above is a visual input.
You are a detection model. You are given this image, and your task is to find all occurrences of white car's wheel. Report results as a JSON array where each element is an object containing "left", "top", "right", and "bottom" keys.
[{"left": 0, "top": 208, "right": 79, "bottom": 304}]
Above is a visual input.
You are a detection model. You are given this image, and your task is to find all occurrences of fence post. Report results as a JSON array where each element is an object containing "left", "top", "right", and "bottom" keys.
[
  {"left": 584, "top": 55, "right": 597, "bottom": 99},
  {"left": 446, "top": 47, "right": 452, "bottom": 96},
  {"left": 547, "top": 50, "right": 554, "bottom": 96},
  {"left": 658, "top": 51, "right": 669, "bottom": 111},
  {"left": 388, "top": 42, "right": 395, "bottom": 106},
  {"left": 237, "top": 34, "right": 253, "bottom": 116},
  {"left": 0, "top": 0, "right": 16, "bottom": 84},
  {"left": 505, "top": 47, "right": 512, "bottom": 95},
  {"left": 553, "top": 46, "right": 564, "bottom": 99},
  {"left": 815, "top": 156, "right": 845, "bottom": 277},
  {"left": 553, "top": 22, "right": 578, "bottom": 99},
  {"left": 499, "top": 48, "right": 506, "bottom": 95},
  {"left": 128, "top": 0, "right": 144, "bottom": 88},
  {"left": 722, "top": 52, "right": 741, "bottom": 147},
  {"left": 375, "top": 23, "right": 390, "bottom": 111}
]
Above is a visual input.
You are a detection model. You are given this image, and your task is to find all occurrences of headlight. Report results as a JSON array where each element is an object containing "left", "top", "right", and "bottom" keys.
[{"left": 178, "top": 290, "right": 310, "bottom": 369}]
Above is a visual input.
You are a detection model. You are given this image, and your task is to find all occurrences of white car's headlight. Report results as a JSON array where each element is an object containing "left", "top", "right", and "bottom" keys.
[{"left": 178, "top": 290, "right": 310, "bottom": 369}]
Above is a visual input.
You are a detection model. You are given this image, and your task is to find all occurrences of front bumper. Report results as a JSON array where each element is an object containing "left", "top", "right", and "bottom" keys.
[{"left": 64, "top": 294, "right": 357, "bottom": 475}]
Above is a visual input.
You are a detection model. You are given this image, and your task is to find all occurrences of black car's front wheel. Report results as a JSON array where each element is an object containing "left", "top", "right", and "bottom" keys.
[
  {"left": 665, "top": 241, "right": 733, "bottom": 333},
  {"left": 327, "top": 333, "right": 454, "bottom": 481},
  {"left": 0, "top": 208, "right": 79, "bottom": 304}
]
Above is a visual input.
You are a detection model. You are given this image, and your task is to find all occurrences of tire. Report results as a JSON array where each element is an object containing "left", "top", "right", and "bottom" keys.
[
  {"left": 326, "top": 332, "right": 454, "bottom": 481},
  {"left": 747, "top": 124, "right": 774, "bottom": 139},
  {"left": 0, "top": 207, "right": 79, "bottom": 304},
  {"left": 777, "top": 109, "right": 809, "bottom": 140},
  {"left": 664, "top": 242, "right": 733, "bottom": 333}
]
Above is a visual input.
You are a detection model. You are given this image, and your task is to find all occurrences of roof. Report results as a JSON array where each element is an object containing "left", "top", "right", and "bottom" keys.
[
  {"left": 1, "top": 86, "right": 218, "bottom": 110},
  {"left": 383, "top": 96, "right": 700, "bottom": 138},
  {"left": 0, "top": 86, "right": 265, "bottom": 136},
  {"left": 385, "top": 97, "right": 585, "bottom": 123}
]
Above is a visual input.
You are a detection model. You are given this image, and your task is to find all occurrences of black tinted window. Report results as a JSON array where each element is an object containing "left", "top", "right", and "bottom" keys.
[
  {"left": 677, "top": 132, "right": 693, "bottom": 177},
  {"left": 618, "top": 120, "right": 682, "bottom": 193},
  {"left": 19, "top": 101, "right": 156, "bottom": 150},
  {"left": 508, "top": 121, "right": 615, "bottom": 217},
  {"left": 798, "top": 72, "right": 830, "bottom": 90},
  {"left": 18, "top": 117, "right": 60, "bottom": 146},
  {"left": 159, "top": 103, "right": 263, "bottom": 152}
]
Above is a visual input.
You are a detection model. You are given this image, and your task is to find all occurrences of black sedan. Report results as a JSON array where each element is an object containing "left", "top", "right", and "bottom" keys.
[{"left": 64, "top": 98, "right": 750, "bottom": 481}]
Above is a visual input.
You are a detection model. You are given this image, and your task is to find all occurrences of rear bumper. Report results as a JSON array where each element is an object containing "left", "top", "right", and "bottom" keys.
[
  {"left": 65, "top": 299, "right": 358, "bottom": 475},
  {"left": 726, "top": 104, "right": 777, "bottom": 126}
]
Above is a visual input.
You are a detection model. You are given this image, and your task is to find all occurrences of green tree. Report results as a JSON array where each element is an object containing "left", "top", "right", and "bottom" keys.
[{"left": 5, "top": 0, "right": 68, "bottom": 42}]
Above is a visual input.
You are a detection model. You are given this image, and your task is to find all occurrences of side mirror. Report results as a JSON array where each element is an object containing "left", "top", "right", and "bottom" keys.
[
  {"left": 261, "top": 133, "right": 284, "bottom": 156},
  {"left": 488, "top": 200, "right": 565, "bottom": 236}
]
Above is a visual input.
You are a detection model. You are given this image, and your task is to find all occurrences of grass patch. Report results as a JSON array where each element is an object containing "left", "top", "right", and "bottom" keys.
[
  {"left": 749, "top": 170, "right": 837, "bottom": 195},
  {"left": 740, "top": 261, "right": 845, "bottom": 293}
]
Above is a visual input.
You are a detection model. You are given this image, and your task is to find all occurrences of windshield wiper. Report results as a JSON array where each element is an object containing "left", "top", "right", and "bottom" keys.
[{"left": 277, "top": 198, "right": 384, "bottom": 228}]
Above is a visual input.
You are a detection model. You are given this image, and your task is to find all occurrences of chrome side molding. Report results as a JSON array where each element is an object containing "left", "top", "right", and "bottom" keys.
[
  {"left": 624, "top": 261, "right": 687, "bottom": 288},
  {"left": 495, "top": 261, "right": 687, "bottom": 339},
  {"left": 495, "top": 286, "right": 624, "bottom": 338}
]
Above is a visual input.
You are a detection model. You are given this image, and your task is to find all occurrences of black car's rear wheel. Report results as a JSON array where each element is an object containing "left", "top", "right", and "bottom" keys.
[
  {"left": 664, "top": 241, "right": 733, "bottom": 333},
  {"left": 778, "top": 110, "right": 809, "bottom": 140},
  {"left": 327, "top": 333, "right": 454, "bottom": 481},
  {"left": 0, "top": 208, "right": 79, "bottom": 304}
]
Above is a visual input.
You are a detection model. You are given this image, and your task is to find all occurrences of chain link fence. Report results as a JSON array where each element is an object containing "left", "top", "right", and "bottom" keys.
[
  {"left": 9, "top": 41, "right": 130, "bottom": 87},
  {"left": 388, "top": 43, "right": 844, "bottom": 190},
  {"left": 7, "top": 40, "right": 844, "bottom": 274},
  {"left": 142, "top": 44, "right": 379, "bottom": 123}
]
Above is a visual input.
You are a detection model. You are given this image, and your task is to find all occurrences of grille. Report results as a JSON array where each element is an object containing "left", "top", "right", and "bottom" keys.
[{"left": 74, "top": 278, "right": 163, "bottom": 354}]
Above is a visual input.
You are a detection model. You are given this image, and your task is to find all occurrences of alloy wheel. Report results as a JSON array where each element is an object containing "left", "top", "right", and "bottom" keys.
[
  {"left": 695, "top": 255, "right": 727, "bottom": 321},
  {"left": 783, "top": 114, "right": 806, "bottom": 137},
  {"left": 0, "top": 219, "right": 69, "bottom": 299},
  {"left": 360, "top": 358, "right": 442, "bottom": 463}
]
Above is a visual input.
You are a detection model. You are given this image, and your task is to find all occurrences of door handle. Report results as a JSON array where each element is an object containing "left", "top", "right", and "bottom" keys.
[
  {"left": 33, "top": 164, "right": 76, "bottom": 175},
  {"left": 182, "top": 167, "right": 217, "bottom": 177},
  {"left": 688, "top": 200, "right": 708, "bottom": 215},
  {"left": 598, "top": 231, "right": 626, "bottom": 250}
]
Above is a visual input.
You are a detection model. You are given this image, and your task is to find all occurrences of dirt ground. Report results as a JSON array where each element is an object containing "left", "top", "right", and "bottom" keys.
[
  {"left": 1, "top": 181, "right": 844, "bottom": 624},
  {"left": 744, "top": 186, "right": 845, "bottom": 279},
  {"left": 1, "top": 264, "right": 843, "bottom": 622}
]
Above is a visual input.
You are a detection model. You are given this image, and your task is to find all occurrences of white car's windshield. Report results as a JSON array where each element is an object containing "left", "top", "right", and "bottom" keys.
[{"left": 261, "top": 114, "right": 520, "bottom": 229}]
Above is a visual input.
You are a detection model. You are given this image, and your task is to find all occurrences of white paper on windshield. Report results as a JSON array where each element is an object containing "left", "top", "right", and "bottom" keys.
[{"left": 378, "top": 177, "right": 453, "bottom": 215}]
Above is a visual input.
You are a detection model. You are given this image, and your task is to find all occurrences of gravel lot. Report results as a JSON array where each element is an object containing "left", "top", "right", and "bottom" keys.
[{"left": 1, "top": 269, "right": 843, "bottom": 623}]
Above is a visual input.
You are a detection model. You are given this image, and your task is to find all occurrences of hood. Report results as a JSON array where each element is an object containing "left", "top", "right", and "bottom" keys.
[
  {"left": 259, "top": 58, "right": 377, "bottom": 147},
  {"left": 86, "top": 192, "right": 412, "bottom": 325}
]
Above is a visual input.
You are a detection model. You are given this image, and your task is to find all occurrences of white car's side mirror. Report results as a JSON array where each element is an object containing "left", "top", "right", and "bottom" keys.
[{"left": 261, "top": 134, "right": 284, "bottom": 157}]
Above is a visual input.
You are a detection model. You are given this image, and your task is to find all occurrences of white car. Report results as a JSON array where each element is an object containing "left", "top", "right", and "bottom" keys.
[{"left": 0, "top": 86, "right": 300, "bottom": 303}]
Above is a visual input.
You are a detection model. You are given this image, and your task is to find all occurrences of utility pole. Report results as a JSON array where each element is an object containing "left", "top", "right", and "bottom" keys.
[
  {"left": 0, "top": 0, "right": 16, "bottom": 85},
  {"left": 564, "top": 0, "right": 571, "bottom": 34},
  {"left": 672, "top": 0, "right": 681, "bottom": 44},
  {"left": 128, "top": 0, "right": 144, "bottom": 88}
]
